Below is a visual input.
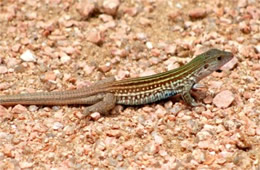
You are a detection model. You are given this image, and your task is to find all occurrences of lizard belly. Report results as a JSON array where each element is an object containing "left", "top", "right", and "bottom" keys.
[{"left": 116, "top": 90, "right": 178, "bottom": 105}]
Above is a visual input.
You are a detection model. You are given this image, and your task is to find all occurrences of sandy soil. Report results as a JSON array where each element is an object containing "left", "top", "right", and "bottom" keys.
[{"left": 0, "top": 0, "right": 259, "bottom": 169}]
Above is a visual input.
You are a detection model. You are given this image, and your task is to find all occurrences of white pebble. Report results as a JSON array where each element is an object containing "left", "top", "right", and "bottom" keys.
[
  {"left": 146, "top": 42, "right": 153, "bottom": 49},
  {"left": 255, "top": 45, "right": 260, "bottom": 53},
  {"left": 52, "top": 122, "right": 64, "bottom": 130},
  {"left": 20, "top": 50, "right": 37, "bottom": 62},
  {"left": 60, "top": 54, "right": 71, "bottom": 63}
]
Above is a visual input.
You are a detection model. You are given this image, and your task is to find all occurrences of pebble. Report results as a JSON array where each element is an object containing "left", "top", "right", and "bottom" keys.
[
  {"left": 0, "top": 65, "right": 8, "bottom": 74},
  {"left": 189, "top": 8, "right": 207, "bottom": 20},
  {"left": 111, "top": 48, "right": 128, "bottom": 57},
  {"left": 98, "top": 63, "right": 112, "bottom": 73},
  {"left": 255, "top": 45, "right": 260, "bottom": 53},
  {"left": 106, "top": 130, "right": 121, "bottom": 138},
  {"left": 256, "top": 127, "right": 260, "bottom": 136},
  {"left": 43, "top": 71, "right": 57, "bottom": 81},
  {"left": 86, "top": 30, "right": 104, "bottom": 45},
  {"left": 52, "top": 122, "right": 64, "bottom": 130},
  {"left": 0, "top": 82, "right": 10, "bottom": 90},
  {"left": 201, "top": 110, "right": 215, "bottom": 119},
  {"left": 76, "top": 0, "right": 96, "bottom": 19},
  {"left": 221, "top": 57, "right": 238, "bottom": 71},
  {"left": 102, "top": 0, "right": 120, "bottom": 16},
  {"left": 60, "top": 53, "right": 71, "bottom": 63},
  {"left": 90, "top": 112, "right": 101, "bottom": 121},
  {"left": 20, "top": 50, "right": 37, "bottom": 62},
  {"left": 11, "top": 44, "right": 21, "bottom": 52},
  {"left": 213, "top": 90, "right": 234, "bottom": 108},
  {"left": 165, "top": 44, "right": 176, "bottom": 55},
  {"left": 139, "top": 70, "right": 156, "bottom": 77},
  {"left": 252, "top": 64, "right": 260, "bottom": 70},
  {"left": 209, "top": 81, "right": 223, "bottom": 89},
  {"left": 152, "top": 131, "right": 164, "bottom": 145},
  {"left": 12, "top": 105, "right": 28, "bottom": 114},
  {"left": 239, "top": 22, "right": 251, "bottom": 34},
  {"left": 83, "top": 65, "right": 95, "bottom": 75},
  {"left": 60, "top": 46, "right": 76, "bottom": 55},
  {"left": 0, "top": 105, "right": 8, "bottom": 117},
  {"left": 146, "top": 42, "right": 153, "bottom": 49}
]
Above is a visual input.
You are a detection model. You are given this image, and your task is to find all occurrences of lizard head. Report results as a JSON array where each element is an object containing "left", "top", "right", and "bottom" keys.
[{"left": 194, "top": 48, "right": 234, "bottom": 81}]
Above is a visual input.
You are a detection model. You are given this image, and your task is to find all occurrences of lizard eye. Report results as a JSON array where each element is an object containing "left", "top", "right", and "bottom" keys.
[
  {"left": 217, "top": 56, "right": 222, "bottom": 60},
  {"left": 204, "top": 64, "right": 209, "bottom": 69}
]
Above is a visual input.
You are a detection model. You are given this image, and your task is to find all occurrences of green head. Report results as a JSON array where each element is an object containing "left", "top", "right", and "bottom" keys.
[{"left": 194, "top": 48, "right": 234, "bottom": 81}]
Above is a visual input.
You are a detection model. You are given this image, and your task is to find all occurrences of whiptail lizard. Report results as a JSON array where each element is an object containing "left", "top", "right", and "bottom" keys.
[{"left": 0, "top": 49, "right": 233, "bottom": 116}]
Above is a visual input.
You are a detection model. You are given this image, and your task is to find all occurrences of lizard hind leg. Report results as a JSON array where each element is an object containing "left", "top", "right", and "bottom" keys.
[{"left": 83, "top": 93, "right": 116, "bottom": 116}]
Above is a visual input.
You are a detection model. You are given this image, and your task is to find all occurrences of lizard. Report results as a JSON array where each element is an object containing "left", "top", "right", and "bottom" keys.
[{"left": 0, "top": 48, "right": 234, "bottom": 116}]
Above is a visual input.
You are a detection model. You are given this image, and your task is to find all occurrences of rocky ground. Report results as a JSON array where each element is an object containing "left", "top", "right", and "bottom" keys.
[{"left": 0, "top": 0, "right": 259, "bottom": 169}]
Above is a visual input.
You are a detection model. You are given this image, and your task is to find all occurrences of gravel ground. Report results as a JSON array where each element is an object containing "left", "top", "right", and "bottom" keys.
[{"left": 0, "top": 0, "right": 259, "bottom": 169}]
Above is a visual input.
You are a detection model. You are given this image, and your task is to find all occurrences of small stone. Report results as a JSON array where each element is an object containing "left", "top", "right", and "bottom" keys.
[
  {"left": 189, "top": 8, "right": 207, "bottom": 20},
  {"left": 99, "top": 14, "right": 113, "bottom": 22},
  {"left": 139, "top": 70, "right": 156, "bottom": 77},
  {"left": 256, "top": 127, "right": 260, "bottom": 136},
  {"left": 60, "top": 53, "right": 71, "bottom": 63},
  {"left": 255, "top": 45, "right": 260, "bottom": 54},
  {"left": 43, "top": 71, "right": 57, "bottom": 81},
  {"left": 252, "top": 64, "right": 260, "bottom": 70},
  {"left": 123, "top": 7, "right": 138, "bottom": 17},
  {"left": 136, "top": 33, "right": 147, "bottom": 41},
  {"left": 20, "top": 50, "right": 37, "bottom": 62},
  {"left": 151, "top": 48, "right": 161, "bottom": 57},
  {"left": 111, "top": 48, "right": 128, "bottom": 57},
  {"left": 19, "top": 161, "right": 34, "bottom": 168},
  {"left": 202, "top": 110, "right": 215, "bottom": 119},
  {"left": 60, "top": 46, "right": 76, "bottom": 55},
  {"left": 155, "top": 106, "right": 167, "bottom": 118},
  {"left": 159, "top": 150, "right": 167, "bottom": 157},
  {"left": 11, "top": 44, "right": 21, "bottom": 52},
  {"left": 53, "top": 122, "right": 64, "bottom": 130},
  {"left": 246, "top": 126, "right": 256, "bottom": 136},
  {"left": 102, "top": 0, "right": 120, "bottom": 16},
  {"left": 0, "top": 65, "right": 8, "bottom": 74},
  {"left": 139, "top": 17, "right": 151, "bottom": 26},
  {"left": 238, "top": 0, "right": 247, "bottom": 7},
  {"left": 90, "top": 112, "right": 101, "bottom": 120},
  {"left": 150, "top": 142, "right": 160, "bottom": 154},
  {"left": 213, "top": 90, "right": 234, "bottom": 108},
  {"left": 86, "top": 30, "right": 104, "bottom": 45},
  {"left": 83, "top": 65, "right": 95, "bottom": 75},
  {"left": 74, "top": 111, "right": 85, "bottom": 119},
  {"left": 28, "top": 105, "right": 38, "bottom": 112},
  {"left": 0, "top": 105, "right": 8, "bottom": 117},
  {"left": 12, "top": 104, "right": 28, "bottom": 114},
  {"left": 243, "top": 91, "right": 251, "bottom": 99},
  {"left": 146, "top": 42, "right": 153, "bottom": 49},
  {"left": 2, "top": 144, "right": 14, "bottom": 157},
  {"left": 192, "top": 149, "right": 205, "bottom": 163},
  {"left": 209, "top": 81, "right": 223, "bottom": 89},
  {"left": 165, "top": 44, "right": 176, "bottom": 55},
  {"left": 203, "top": 95, "right": 213, "bottom": 104},
  {"left": 76, "top": 0, "right": 96, "bottom": 19},
  {"left": 239, "top": 22, "right": 251, "bottom": 34},
  {"left": 221, "top": 57, "right": 238, "bottom": 71},
  {"left": 98, "top": 63, "right": 111, "bottom": 73},
  {"left": 0, "top": 82, "right": 10, "bottom": 90},
  {"left": 106, "top": 130, "right": 121, "bottom": 138},
  {"left": 152, "top": 132, "right": 164, "bottom": 145},
  {"left": 168, "top": 11, "right": 181, "bottom": 21}
]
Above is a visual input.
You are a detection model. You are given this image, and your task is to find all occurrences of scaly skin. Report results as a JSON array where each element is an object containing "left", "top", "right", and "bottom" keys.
[{"left": 0, "top": 49, "right": 233, "bottom": 116}]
